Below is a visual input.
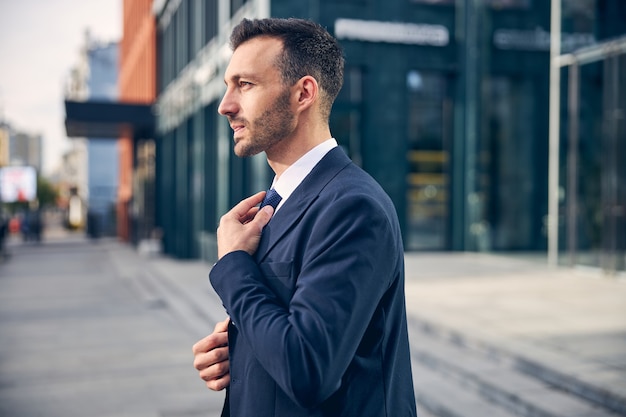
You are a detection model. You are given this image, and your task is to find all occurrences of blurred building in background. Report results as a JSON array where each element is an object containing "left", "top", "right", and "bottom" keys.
[
  {"left": 0, "top": 96, "right": 42, "bottom": 171},
  {"left": 61, "top": 33, "right": 92, "bottom": 229},
  {"left": 64, "top": 0, "right": 626, "bottom": 273},
  {"left": 85, "top": 38, "right": 119, "bottom": 238},
  {"left": 0, "top": 126, "right": 42, "bottom": 172},
  {"left": 56, "top": 145, "right": 87, "bottom": 229},
  {"left": 0, "top": 122, "right": 10, "bottom": 167},
  {"left": 0, "top": 121, "right": 42, "bottom": 238},
  {"left": 117, "top": 0, "right": 157, "bottom": 245},
  {"left": 63, "top": 33, "right": 121, "bottom": 234},
  {"left": 64, "top": 5, "right": 155, "bottom": 240}
]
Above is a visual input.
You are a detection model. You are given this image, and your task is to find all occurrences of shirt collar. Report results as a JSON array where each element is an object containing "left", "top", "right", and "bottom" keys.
[{"left": 270, "top": 138, "right": 337, "bottom": 211}]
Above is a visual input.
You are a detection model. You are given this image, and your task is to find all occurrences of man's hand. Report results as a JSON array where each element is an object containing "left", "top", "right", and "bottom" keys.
[
  {"left": 216, "top": 191, "right": 274, "bottom": 259},
  {"left": 192, "top": 318, "right": 231, "bottom": 391}
]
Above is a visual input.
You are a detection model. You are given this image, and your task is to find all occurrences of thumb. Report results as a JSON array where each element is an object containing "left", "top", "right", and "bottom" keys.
[
  {"left": 253, "top": 205, "right": 274, "bottom": 229},
  {"left": 214, "top": 317, "right": 230, "bottom": 333}
]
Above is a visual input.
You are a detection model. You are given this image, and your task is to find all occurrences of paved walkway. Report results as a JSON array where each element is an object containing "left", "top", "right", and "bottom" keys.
[
  {"left": 2, "top": 229, "right": 625, "bottom": 416},
  {"left": 402, "top": 253, "right": 626, "bottom": 415},
  {"left": 0, "top": 233, "right": 225, "bottom": 417},
  {"left": 138, "top": 241, "right": 626, "bottom": 415}
]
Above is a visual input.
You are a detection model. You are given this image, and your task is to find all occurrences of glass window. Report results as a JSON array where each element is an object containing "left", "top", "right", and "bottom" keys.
[
  {"left": 405, "top": 70, "right": 452, "bottom": 250},
  {"left": 205, "top": 0, "right": 218, "bottom": 43},
  {"left": 410, "top": 0, "right": 454, "bottom": 4},
  {"left": 175, "top": 4, "right": 188, "bottom": 74},
  {"left": 336, "top": 67, "right": 363, "bottom": 104},
  {"left": 562, "top": 0, "right": 596, "bottom": 33},
  {"left": 230, "top": 0, "right": 249, "bottom": 17},
  {"left": 490, "top": 0, "right": 530, "bottom": 9},
  {"left": 331, "top": 67, "right": 364, "bottom": 166},
  {"left": 482, "top": 76, "right": 536, "bottom": 250},
  {"left": 569, "top": 55, "right": 626, "bottom": 271},
  {"left": 162, "top": 20, "right": 175, "bottom": 87},
  {"left": 410, "top": 0, "right": 530, "bottom": 8}
]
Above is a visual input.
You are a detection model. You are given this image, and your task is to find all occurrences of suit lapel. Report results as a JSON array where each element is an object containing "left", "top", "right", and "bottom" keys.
[{"left": 256, "top": 147, "right": 352, "bottom": 262}]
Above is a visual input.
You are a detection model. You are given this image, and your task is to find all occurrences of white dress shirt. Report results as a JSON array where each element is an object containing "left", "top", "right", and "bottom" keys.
[{"left": 270, "top": 138, "right": 337, "bottom": 212}]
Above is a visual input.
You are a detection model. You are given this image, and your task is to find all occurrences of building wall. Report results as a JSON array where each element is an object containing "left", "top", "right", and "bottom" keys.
[
  {"left": 154, "top": 0, "right": 262, "bottom": 259},
  {"left": 0, "top": 123, "right": 10, "bottom": 167},
  {"left": 152, "top": 0, "right": 626, "bottom": 262},
  {"left": 9, "top": 131, "right": 42, "bottom": 171},
  {"left": 119, "top": 0, "right": 157, "bottom": 242},
  {"left": 120, "top": 0, "right": 156, "bottom": 103}
]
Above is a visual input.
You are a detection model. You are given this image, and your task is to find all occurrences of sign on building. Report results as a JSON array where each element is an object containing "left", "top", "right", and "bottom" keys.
[{"left": 0, "top": 166, "right": 37, "bottom": 203}]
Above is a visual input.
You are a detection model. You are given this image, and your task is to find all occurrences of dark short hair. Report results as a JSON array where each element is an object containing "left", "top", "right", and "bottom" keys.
[{"left": 230, "top": 18, "right": 345, "bottom": 120}]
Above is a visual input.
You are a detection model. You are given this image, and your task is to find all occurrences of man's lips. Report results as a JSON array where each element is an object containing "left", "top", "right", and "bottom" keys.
[{"left": 229, "top": 121, "right": 245, "bottom": 135}]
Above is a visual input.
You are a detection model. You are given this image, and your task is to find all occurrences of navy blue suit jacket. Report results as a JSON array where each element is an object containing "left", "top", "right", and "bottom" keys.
[{"left": 210, "top": 147, "right": 417, "bottom": 416}]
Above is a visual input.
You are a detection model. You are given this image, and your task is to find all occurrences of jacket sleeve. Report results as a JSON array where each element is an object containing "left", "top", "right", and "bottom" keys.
[{"left": 210, "top": 192, "right": 402, "bottom": 408}]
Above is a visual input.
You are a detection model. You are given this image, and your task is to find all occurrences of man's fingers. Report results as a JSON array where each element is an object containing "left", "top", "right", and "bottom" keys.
[
  {"left": 198, "top": 351, "right": 231, "bottom": 391},
  {"left": 199, "top": 356, "right": 230, "bottom": 380},
  {"left": 196, "top": 344, "right": 230, "bottom": 391},
  {"left": 214, "top": 317, "right": 230, "bottom": 332},
  {"left": 215, "top": 190, "right": 275, "bottom": 258},
  {"left": 205, "top": 373, "right": 231, "bottom": 391},
  {"left": 192, "top": 331, "right": 228, "bottom": 355},
  {"left": 230, "top": 191, "right": 266, "bottom": 219},
  {"left": 194, "top": 345, "right": 229, "bottom": 371},
  {"left": 250, "top": 205, "right": 274, "bottom": 230},
  {"left": 241, "top": 207, "right": 260, "bottom": 224}
]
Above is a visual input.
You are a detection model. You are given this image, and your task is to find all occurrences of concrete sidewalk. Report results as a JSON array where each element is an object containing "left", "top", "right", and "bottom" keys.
[
  {"left": 136, "top": 245, "right": 626, "bottom": 416},
  {"left": 98, "top": 235, "right": 625, "bottom": 415},
  {"left": 0, "top": 235, "right": 225, "bottom": 417},
  {"left": 402, "top": 253, "right": 626, "bottom": 416},
  {"left": 13, "top": 228, "right": 622, "bottom": 416}
]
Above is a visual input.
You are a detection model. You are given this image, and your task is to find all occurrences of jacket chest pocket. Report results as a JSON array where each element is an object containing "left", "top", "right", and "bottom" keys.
[{"left": 259, "top": 261, "right": 295, "bottom": 306}]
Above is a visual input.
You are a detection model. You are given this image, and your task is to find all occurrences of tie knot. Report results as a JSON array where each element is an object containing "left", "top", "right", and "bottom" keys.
[{"left": 260, "top": 188, "right": 282, "bottom": 210}]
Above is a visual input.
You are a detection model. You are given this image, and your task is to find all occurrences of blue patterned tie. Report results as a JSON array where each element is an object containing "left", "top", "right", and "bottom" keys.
[{"left": 260, "top": 188, "right": 282, "bottom": 210}]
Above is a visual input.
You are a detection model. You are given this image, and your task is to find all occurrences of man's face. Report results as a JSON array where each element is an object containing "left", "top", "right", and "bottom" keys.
[{"left": 218, "top": 36, "right": 296, "bottom": 158}]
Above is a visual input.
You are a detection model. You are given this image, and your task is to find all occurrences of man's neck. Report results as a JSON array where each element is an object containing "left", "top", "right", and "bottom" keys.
[{"left": 266, "top": 124, "right": 332, "bottom": 179}]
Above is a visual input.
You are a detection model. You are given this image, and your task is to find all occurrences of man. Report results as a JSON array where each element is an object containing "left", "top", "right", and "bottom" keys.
[{"left": 193, "top": 18, "right": 417, "bottom": 416}]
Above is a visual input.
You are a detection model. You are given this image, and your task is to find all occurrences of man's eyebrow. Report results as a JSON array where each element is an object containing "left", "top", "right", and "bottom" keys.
[{"left": 224, "top": 72, "right": 258, "bottom": 84}]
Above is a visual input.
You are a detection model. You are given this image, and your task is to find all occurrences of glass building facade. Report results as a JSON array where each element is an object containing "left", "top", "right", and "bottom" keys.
[
  {"left": 86, "top": 41, "right": 120, "bottom": 238},
  {"left": 152, "top": 0, "right": 626, "bottom": 271}
]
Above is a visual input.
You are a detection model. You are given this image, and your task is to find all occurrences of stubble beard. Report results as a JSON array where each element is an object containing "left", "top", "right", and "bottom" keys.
[{"left": 233, "top": 88, "right": 295, "bottom": 158}]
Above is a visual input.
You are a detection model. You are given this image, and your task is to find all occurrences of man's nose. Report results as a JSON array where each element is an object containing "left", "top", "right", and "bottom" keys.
[{"left": 218, "top": 90, "right": 237, "bottom": 116}]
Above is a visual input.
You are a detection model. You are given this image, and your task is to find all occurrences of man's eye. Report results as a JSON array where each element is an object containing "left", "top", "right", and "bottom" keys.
[{"left": 240, "top": 81, "right": 253, "bottom": 87}]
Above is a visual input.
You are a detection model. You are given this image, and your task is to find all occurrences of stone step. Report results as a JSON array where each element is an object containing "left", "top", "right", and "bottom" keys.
[
  {"left": 412, "top": 357, "right": 520, "bottom": 417},
  {"left": 408, "top": 318, "right": 623, "bottom": 417}
]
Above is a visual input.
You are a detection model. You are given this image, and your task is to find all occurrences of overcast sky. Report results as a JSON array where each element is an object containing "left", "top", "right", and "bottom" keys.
[{"left": 0, "top": 0, "right": 121, "bottom": 175}]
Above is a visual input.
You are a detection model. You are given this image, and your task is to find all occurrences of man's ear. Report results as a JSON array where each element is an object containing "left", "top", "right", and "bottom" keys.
[{"left": 294, "top": 75, "right": 318, "bottom": 112}]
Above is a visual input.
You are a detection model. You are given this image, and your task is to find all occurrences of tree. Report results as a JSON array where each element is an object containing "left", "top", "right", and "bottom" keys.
[
  {"left": 36, "top": 176, "right": 58, "bottom": 208},
  {"left": 3, "top": 175, "right": 58, "bottom": 213}
]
